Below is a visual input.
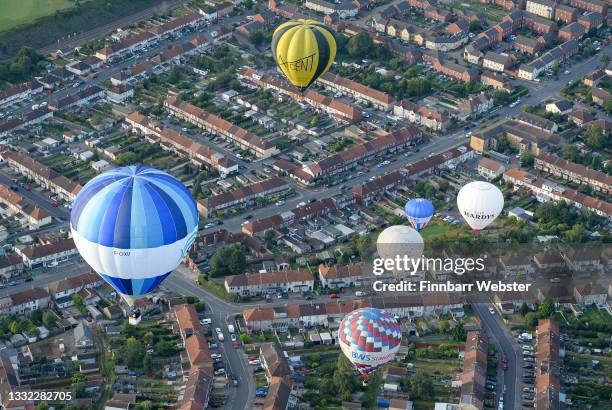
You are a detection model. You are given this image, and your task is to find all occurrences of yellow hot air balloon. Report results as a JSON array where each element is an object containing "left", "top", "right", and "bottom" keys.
[{"left": 271, "top": 19, "right": 336, "bottom": 91}]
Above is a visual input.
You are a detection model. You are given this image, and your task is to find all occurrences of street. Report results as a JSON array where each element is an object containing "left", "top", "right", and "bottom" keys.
[{"left": 473, "top": 303, "right": 521, "bottom": 410}]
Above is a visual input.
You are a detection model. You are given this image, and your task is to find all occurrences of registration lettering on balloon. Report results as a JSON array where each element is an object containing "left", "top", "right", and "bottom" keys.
[
  {"left": 278, "top": 53, "right": 316, "bottom": 72},
  {"left": 113, "top": 250, "right": 131, "bottom": 256}
]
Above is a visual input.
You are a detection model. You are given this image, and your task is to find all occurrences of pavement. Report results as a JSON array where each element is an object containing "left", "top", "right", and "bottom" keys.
[{"left": 473, "top": 303, "right": 521, "bottom": 410}]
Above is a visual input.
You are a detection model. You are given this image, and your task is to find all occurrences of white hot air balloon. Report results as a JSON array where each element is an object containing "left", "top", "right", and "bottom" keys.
[
  {"left": 376, "top": 225, "right": 424, "bottom": 277},
  {"left": 457, "top": 181, "right": 504, "bottom": 233}
]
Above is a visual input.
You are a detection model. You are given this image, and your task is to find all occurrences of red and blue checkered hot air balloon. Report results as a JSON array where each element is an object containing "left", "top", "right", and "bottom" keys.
[{"left": 338, "top": 308, "right": 402, "bottom": 379}]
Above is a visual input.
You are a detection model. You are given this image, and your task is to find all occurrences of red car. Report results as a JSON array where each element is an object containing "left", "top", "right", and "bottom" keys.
[{"left": 329, "top": 294, "right": 339, "bottom": 299}]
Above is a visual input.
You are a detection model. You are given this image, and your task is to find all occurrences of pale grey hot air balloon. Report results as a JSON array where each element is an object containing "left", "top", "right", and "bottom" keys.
[{"left": 376, "top": 225, "right": 424, "bottom": 277}]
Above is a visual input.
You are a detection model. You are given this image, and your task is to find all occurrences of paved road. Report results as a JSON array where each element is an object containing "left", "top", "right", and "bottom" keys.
[
  {"left": 473, "top": 303, "right": 521, "bottom": 410},
  {"left": 162, "top": 267, "right": 254, "bottom": 410}
]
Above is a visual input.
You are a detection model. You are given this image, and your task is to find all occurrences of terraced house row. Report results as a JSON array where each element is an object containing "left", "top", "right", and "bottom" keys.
[
  {"left": 197, "top": 177, "right": 291, "bottom": 218},
  {"left": 460, "top": 331, "right": 489, "bottom": 410},
  {"left": 125, "top": 112, "right": 238, "bottom": 176},
  {"left": 534, "top": 152, "right": 612, "bottom": 195},
  {"left": 243, "top": 292, "right": 464, "bottom": 332},
  {"left": 164, "top": 95, "right": 280, "bottom": 158},
  {"left": 535, "top": 319, "right": 561, "bottom": 410},
  {"left": 224, "top": 269, "right": 314, "bottom": 296},
  {"left": 0, "top": 150, "right": 81, "bottom": 201},
  {"left": 273, "top": 126, "right": 422, "bottom": 185}
]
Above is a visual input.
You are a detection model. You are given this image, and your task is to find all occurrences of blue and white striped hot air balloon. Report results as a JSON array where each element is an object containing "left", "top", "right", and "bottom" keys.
[
  {"left": 70, "top": 166, "right": 198, "bottom": 301},
  {"left": 404, "top": 198, "right": 434, "bottom": 231}
]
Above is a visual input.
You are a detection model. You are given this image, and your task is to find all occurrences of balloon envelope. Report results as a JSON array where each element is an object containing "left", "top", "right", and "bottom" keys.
[
  {"left": 70, "top": 166, "right": 199, "bottom": 297},
  {"left": 339, "top": 308, "right": 402, "bottom": 378},
  {"left": 376, "top": 225, "right": 424, "bottom": 276},
  {"left": 457, "top": 181, "right": 504, "bottom": 232},
  {"left": 271, "top": 19, "right": 336, "bottom": 91},
  {"left": 404, "top": 198, "right": 434, "bottom": 231}
]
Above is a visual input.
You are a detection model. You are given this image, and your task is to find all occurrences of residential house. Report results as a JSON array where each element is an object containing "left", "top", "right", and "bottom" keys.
[
  {"left": 460, "top": 332, "right": 488, "bottom": 410},
  {"left": 224, "top": 270, "right": 314, "bottom": 296},
  {"left": 477, "top": 157, "right": 505, "bottom": 180},
  {"left": 0, "top": 184, "right": 52, "bottom": 229},
  {"left": 16, "top": 238, "right": 79, "bottom": 269},
  {"left": 197, "top": 178, "right": 290, "bottom": 218},
  {"left": 545, "top": 99, "right": 573, "bottom": 115}
]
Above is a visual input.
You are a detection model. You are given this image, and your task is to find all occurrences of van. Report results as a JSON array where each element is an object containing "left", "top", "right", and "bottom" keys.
[
  {"left": 227, "top": 324, "right": 235, "bottom": 334},
  {"left": 355, "top": 291, "right": 365, "bottom": 297}
]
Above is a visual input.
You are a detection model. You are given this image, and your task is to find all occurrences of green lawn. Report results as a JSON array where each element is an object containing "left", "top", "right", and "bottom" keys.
[{"left": 0, "top": 1, "right": 80, "bottom": 32}]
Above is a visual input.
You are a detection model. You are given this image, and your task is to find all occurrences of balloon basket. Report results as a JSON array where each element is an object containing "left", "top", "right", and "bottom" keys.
[
  {"left": 128, "top": 309, "right": 142, "bottom": 326},
  {"left": 362, "top": 379, "right": 368, "bottom": 387}
]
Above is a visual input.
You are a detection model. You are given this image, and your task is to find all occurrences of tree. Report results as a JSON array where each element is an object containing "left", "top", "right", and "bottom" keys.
[
  {"left": 72, "top": 294, "right": 85, "bottom": 312},
  {"left": 561, "top": 144, "right": 579, "bottom": 162},
  {"left": 72, "top": 373, "right": 85, "bottom": 383},
  {"left": 264, "top": 229, "right": 275, "bottom": 249},
  {"left": 411, "top": 369, "right": 435, "bottom": 400},
  {"left": 144, "top": 353, "right": 153, "bottom": 372},
  {"left": 451, "top": 322, "right": 466, "bottom": 342},
  {"left": 439, "top": 319, "right": 450, "bottom": 335},
  {"left": 42, "top": 311, "right": 56, "bottom": 327},
  {"left": 155, "top": 339, "right": 177, "bottom": 356},
  {"left": 604, "top": 98, "right": 612, "bottom": 115},
  {"left": 601, "top": 53, "right": 610, "bottom": 68},
  {"left": 469, "top": 20, "right": 482, "bottom": 33},
  {"left": 228, "top": 244, "right": 246, "bottom": 275},
  {"left": 333, "top": 354, "right": 358, "bottom": 401},
  {"left": 539, "top": 297, "right": 555, "bottom": 318},
  {"left": 585, "top": 125, "right": 610, "bottom": 149},
  {"left": 251, "top": 31, "right": 265, "bottom": 46},
  {"left": 520, "top": 150, "right": 535, "bottom": 166},
  {"left": 495, "top": 136, "right": 511, "bottom": 153},
  {"left": 519, "top": 302, "right": 530, "bottom": 317},
  {"left": 120, "top": 337, "right": 146, "bottom": 368},
  {"left": 564, "top": 223, "right": 586, "bottom": 243},
  {"left": 9, "top": 321, "right": 20, "bottom": 334},
  {"left": 194, "top": 301, "right": 206, "bottom": 312},
  {"left": 400, "top": 376, "right": 411, "bottom": 393},
  {"left": 525, "top": 311, "right": 538, "bottom": 326},
  {"left": 36, "top": 402, "right": 49, "bottom": 410},
  {"left": 347, "top": 31, "right": 373, "bottom": 58},
  {"left": 492, "top": 90, "right": 512, "bottom": 106}
]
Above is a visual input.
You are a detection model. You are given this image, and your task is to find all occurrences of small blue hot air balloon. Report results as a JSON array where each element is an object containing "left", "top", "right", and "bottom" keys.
[
  {"left": 70, "top": 166, "right": 199, "bottom": 304},
  {"left": 404, "top": 198, "right": 434, "bottom": 231}
]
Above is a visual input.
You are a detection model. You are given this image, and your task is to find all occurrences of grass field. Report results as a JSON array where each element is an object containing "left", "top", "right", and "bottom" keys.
[{"left": 0, "top": 1, "right": 77, "bottom": 33}]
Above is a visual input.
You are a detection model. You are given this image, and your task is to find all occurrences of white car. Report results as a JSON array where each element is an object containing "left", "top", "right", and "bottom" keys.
[
  {"left": 230, "top": 334, "right": 237, "bottom": 342},
  {"left": 211, "top": 353, "right": 222, "bottom": 360},
  {"left": 522, "top": 345, "right": 533, "bottom": 351},
  {"left": 200, "top": 318, "right": 212, "bottom": 325},
  {"left": 488, "top": 307, "right": 496, "bottom": 315}
]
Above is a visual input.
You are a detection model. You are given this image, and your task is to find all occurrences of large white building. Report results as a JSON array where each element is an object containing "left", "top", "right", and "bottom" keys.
[{"left": 526, "top": 0, "right": 557, "bottom": 19}]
